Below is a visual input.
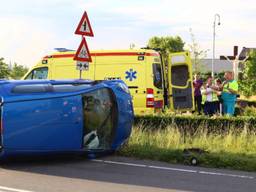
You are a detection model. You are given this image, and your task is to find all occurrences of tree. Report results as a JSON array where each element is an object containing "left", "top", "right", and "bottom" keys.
[
  {"left": 147, "top": 36, "right": 185, "bottom": 64},
  {"left": 10, "top": 63, "right": 29, "bottom": 80},
  {"left": 188, "top": 28, "right": 208, "bottom": 73},
  {"left": 0, "top": 58, "right": 10, "bottom": 79},
  {"left": 239, "top": 50, "right": 256, "bottom": 97}
]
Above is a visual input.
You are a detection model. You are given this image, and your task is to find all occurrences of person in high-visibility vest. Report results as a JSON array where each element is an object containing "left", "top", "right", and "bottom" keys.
[
  {"left": 211, "top": 78, "right": 223, "bottom": 114},
  {"left": 201, "top": 77, "right": 219, "bottom": 116},
  {"left": 220, "top": 71, "right": 238, "bottom": 116}
]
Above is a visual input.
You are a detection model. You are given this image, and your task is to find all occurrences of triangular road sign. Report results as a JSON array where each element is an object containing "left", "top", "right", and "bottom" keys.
[
  {"left": 74, "top": 37, "right": 92, "bottom": 62},
  {"left": 75, "top": 11, "right": 94, "bottom": 36}
]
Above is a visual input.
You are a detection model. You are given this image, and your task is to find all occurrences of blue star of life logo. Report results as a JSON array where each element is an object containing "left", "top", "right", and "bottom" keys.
[{"left": 125, "top": 69, "right": 137, "bottom": 81}]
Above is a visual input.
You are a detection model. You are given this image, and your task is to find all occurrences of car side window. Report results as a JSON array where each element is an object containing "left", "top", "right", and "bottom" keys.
[{"left": 25, "top": 67, "right": 48, "bottom": 80}]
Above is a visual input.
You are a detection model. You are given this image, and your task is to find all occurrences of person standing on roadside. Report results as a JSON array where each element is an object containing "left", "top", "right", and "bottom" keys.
[
  {"left": 201, "top": 77, "right": 218, "bottom": 116},
  {"left": 211, "top": 78, "right": 223, "bottom": 114},
  {"left": 193, "top": 73, "right": 203, "bottom": 114},
  {"left": 221, "top": 71, "right": 238, "bottom": 116}
]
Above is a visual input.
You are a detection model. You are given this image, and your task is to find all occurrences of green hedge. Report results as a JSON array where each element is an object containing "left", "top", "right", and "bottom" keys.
[{"left": 134, "top": 115, "right": 256, "bottom": 134}]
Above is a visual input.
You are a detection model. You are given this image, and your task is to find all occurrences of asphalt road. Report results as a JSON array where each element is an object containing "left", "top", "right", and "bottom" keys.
[{"left": 0, "top": 155, "right": 255, "bottom": 192}]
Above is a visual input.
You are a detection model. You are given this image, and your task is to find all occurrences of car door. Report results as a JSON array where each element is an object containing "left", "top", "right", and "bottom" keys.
[{"left": 2, "top": 91, "right": 83, "bottom": 151}]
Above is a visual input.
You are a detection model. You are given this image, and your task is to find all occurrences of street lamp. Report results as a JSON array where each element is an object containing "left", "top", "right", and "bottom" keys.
[{"left": 212, "top": 14, "right": 221, "bottom": 78}]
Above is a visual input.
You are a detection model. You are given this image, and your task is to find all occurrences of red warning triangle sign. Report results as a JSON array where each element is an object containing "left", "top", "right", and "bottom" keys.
[
  {"left": 75, "top": 11, "right": 94, "bottom": 36},
  {"left": 74, "top": 37, "right": 92, "bottom": 62}
]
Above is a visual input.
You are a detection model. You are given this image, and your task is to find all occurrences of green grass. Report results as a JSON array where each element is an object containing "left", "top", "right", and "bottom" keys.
[
  {"left": 119, "top": 125, "right": 256, "bottom": 172},
  {"left": 242, "top": 106, "right": 256, "bottom": 117}
]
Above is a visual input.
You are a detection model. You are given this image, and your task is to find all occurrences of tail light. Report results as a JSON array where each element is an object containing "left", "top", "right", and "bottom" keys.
[{"left": 146, "top": 88, "right": 154, "bottom": 108}]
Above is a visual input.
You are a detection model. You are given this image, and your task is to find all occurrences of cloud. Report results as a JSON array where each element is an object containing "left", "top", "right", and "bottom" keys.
[
  {"left": 0, "top": 16, "right": 59, "bottom": 67},
  {"left": 87, "top": 0, "right": 256, "bottom": 57},
  {"left": 1, "top": 0, "right": 256, "bottom": 68}
]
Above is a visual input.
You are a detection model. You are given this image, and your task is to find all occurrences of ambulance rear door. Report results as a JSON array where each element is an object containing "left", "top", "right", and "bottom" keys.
[{"left": 167, "top": 52, "right": 194, "bottom": 111}]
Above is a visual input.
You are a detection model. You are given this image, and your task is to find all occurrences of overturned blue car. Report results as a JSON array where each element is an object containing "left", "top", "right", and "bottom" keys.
[{"left": 0, "top": 79, "right": 133, "bottom": 158}]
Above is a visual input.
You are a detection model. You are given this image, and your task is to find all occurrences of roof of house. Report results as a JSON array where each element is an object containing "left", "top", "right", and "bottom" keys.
[
  {"left": 194, "top": 59, "right": 233, "bottom": 73},
  {"left": 239, "top": 47, "right": 256, "bottom": 59}
]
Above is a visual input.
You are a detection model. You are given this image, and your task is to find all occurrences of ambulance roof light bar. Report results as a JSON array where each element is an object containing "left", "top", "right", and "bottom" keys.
[
  {"left": 54, "top": 48, "right": 75, "bottom": 52},
  {"left": 140, "top": 47, "right": 162, "bottom": 52}
]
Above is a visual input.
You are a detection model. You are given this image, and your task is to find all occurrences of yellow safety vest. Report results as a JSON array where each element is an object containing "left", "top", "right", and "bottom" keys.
[
  {"left": 201, "top": 87, "right": 218, "bottom": 104},
  {"left": 223, "top": 80, "right": 238, "bottom": 93}
]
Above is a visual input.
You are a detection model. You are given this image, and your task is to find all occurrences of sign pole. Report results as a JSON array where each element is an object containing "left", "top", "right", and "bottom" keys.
[
  {"left": 79, "top": 67, "right": 82, "bottom": 79},
  {"left": 79, "top": 35, "right": 83, "bottom": 79}
]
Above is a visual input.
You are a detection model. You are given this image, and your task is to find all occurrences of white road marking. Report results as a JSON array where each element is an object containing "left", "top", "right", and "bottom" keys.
[
  {"left": 199, "top": 171, "right": 254, "bottom": 179},
  {"left": 104, "top": 160, "right": 147, "bottom": 168},
  {"left": 91, "top": 159, "right": 254, "bottom": 180},
  {"left": 0, "top": 186, "right": 34, "bottom": 192},
  {"left": 149, "top": 165, "right": 197, "bottom": 173},
  {"left": 91, "top": 159, "right": 104, "bottom": 163}
]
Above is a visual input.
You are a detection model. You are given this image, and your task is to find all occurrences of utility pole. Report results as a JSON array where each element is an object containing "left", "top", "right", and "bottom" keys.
[{"left": 212, "top": 14, "right": 221, "bottom": 78}]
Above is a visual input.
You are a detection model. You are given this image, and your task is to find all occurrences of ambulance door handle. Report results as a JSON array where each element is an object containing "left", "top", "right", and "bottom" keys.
[{"left": 169, "top": 95, "right": 173, "bottom": 97}]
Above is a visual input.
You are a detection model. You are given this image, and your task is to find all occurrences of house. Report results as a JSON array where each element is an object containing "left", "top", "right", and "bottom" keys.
[
  {"left": 238, "top": 47, "right": 256, "bottom": 60},
  {"left": 193, "top": 59, "right": 232, "bottom": 73}
]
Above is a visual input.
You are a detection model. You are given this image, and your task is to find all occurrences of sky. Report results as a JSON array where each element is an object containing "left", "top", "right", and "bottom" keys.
[{"left": 0, "top": 0, "right": 256, "bottom": 68}]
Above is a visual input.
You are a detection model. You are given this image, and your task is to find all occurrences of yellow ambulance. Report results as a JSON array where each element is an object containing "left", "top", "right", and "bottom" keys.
[{"left": 23, "top": 49, "right": 194, "bottom": 115}]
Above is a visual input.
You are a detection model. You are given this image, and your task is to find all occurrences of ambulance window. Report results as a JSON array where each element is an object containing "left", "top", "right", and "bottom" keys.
[
  {"left": 25, "top": 67, "right": 48, "bottom": 80},
  {"left": 153, "top": 64, "right": 163, "bottom": 89},
  {"left": 25, "top": 72, "right": 33, "bottom": 80},
  {"left": 171, "top": 65, "right": 189, "bottom": 86}
]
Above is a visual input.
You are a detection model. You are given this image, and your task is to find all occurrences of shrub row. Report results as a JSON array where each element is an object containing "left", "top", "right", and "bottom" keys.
[{"left": 134, "top": 115, "right": 256, "bottom": 134}]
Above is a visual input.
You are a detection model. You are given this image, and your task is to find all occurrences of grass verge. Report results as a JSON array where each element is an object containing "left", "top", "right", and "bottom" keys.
[{"left": 119, "top": 125, "right": 256, "bottom": 172}]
